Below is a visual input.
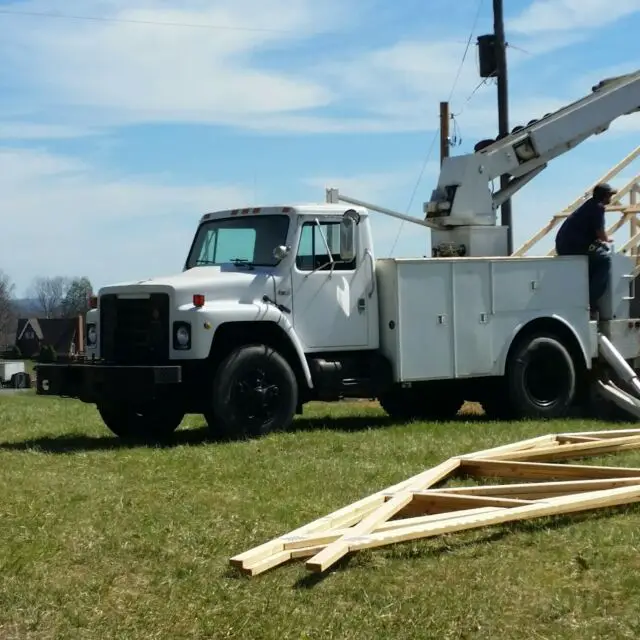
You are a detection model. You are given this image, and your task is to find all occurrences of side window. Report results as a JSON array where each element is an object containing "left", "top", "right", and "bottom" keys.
[{"left": 296, "top": 221, "right": 356, "bottom": 271}]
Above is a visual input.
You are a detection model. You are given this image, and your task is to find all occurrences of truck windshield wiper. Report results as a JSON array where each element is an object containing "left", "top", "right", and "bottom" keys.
[
  {"left": 194, "top": 259, "right": 217, "bottom": 267},
  {"left": 230, "top": 258, "right": 255, "bottom": 270}
]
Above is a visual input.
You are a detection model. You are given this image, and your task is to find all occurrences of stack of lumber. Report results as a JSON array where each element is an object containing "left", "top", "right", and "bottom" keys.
[{"left": 230, "top": 428, "right": 640, "bottom": 576}]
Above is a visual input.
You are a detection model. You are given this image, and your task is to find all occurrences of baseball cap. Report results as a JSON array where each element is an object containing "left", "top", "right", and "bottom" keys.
[{"left": 594, "top": 182, "right": 617, "bottom": 195}]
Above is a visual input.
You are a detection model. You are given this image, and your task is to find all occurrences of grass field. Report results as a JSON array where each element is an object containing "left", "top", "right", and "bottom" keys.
[{"left": 1, "top": 394, "right": 640, "bottom": 639}]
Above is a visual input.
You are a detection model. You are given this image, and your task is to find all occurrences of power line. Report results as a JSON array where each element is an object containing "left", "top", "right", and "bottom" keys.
[
  {"left": 387, "top": 0, "right": 485, "bottom": 257},
  {"left": 0, "top": 8, "right": 295, "bottom": 34}
]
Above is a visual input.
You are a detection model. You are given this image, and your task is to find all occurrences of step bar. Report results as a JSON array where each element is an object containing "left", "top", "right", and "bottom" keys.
[{"left": 596, "top": 334, "right": 640, "bottom": 419}]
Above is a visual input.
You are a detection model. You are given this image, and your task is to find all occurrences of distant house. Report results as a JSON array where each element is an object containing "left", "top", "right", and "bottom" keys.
[{"left": 15, "top": 316, "right": 85, "bottom": 359}]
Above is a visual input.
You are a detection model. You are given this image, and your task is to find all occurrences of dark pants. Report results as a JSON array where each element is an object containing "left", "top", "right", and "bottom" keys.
[{"left": 556, "top": 240, "right": 611, "bottom": 310}]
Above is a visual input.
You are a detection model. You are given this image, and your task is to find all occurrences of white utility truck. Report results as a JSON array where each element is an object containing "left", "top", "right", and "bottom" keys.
[{"left": 36, "top": 70, "right": 640, "bottom": 440}]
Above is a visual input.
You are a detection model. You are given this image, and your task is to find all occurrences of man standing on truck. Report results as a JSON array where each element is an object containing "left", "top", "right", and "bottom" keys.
[{"left": 555, "top": 182, "right": 616, "bottom": 316}]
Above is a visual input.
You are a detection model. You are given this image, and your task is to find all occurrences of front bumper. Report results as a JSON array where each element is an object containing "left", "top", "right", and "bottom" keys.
[{"left": 35, "top": 362, "right": 182, "bottom": 404}]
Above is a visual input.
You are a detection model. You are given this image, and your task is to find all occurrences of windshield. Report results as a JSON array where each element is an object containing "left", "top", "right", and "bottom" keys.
[{"left": 185, "top": 214, "right": 290, "bottom": 269}]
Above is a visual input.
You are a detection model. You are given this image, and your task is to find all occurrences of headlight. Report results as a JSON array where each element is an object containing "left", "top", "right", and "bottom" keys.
[
  {"left": 173, "top": 322, "right": 191, "bottom": 350},
  {"left": 87, "top": 324, "right": 97, "bottom": 347}
]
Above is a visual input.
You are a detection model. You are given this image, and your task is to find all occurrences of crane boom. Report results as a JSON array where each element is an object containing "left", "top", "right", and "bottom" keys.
[{"left": 424, "top": 70, "right": 640, "bottom": 229}]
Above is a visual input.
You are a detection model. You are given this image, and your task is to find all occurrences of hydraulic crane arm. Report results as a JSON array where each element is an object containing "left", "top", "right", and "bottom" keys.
[{"left": 424, "top": 70, "right": 640, "bottom": 228}]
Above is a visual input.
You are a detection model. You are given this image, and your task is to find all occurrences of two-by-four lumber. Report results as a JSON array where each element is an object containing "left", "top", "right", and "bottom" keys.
[
  {"left": 230, "top": 457, "right": 461, "bottom": 571},
  {"left": 474, "top": 434, "right": 640, "bottom": 463},
  {"left": 303, "top": 458, "right": 461, "bottom": 574},
  {"left": 459, "top": 459, "right": 640, "bottom": 481},
  {"left": 460, "top": 435, "right": 558, "bottom": 460},
  {"left": 319, "top": 484, "right": 640, "bottom": 560},
  {"left": 231, "top": 429, "right": 640, "bottom": 576},
  {"left": 432, "top": 477, "right": 640, "bottom": 500},
  {"left": 239, "top": 507, "right": 509, "bottom": 576},
  {"left": 557, "top": 428, "right": 640, "bottom": 439}
]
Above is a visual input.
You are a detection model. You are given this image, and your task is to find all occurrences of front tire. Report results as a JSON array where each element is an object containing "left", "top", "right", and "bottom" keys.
[
  {"left": 97, "top": 402, "right": 185, "bottom": 441},
  {"left": 209, "top": 344, "right": 298, "bottom": 439}
]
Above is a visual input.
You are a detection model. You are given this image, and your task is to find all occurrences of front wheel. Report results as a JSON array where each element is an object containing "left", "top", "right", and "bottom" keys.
[
  {"left": 97, "top": 401, "right": 185, "bottom": 441},
  {"left": 209, "top": 344, "right": 298, "bottom": 439}
]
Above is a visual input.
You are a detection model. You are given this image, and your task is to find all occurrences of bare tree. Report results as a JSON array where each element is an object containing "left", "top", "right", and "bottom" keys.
[
  {"left": 31, "top": 276, "right": 71, "bottom": 319},
  {"left": 0, "top": 270, "right": 17, "bottom": 346}
]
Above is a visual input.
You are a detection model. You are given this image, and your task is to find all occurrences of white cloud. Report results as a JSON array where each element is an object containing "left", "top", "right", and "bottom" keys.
[
  {"left": 0, "top": 0, "right": 349, "bottom": 129},
  {"left": 509, "top": 0, "right": 640, "bottom": 34},
  {"left": 1, "top": 1, "right": 636, "bottom": 137},
  {"left": 0, "top": 122, "right": 100, "bottom": 140},
  {"left": 0, "top": 148, "right": 253, "bottom": 293}
]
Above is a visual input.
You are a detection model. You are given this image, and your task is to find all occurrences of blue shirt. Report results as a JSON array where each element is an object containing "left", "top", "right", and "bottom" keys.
[{"left": 555, "top": 197, "right": 605, "bottom": 255}]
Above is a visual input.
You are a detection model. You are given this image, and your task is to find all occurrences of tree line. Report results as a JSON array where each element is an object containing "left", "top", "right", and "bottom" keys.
[{"left": 0, "top": 269, "right": 93, "bottom": 347}]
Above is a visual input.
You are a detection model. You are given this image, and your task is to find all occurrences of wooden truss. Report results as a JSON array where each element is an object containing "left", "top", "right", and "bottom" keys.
[
  {"left": 513, "top": 145, "right": 640, "bottom": 270},
  {"left": 230, "top": 429, "right": 640, "bottom": 576}
]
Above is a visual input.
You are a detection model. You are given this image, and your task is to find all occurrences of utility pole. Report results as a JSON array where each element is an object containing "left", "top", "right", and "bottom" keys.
[
  {"left": 493, "top": 0, "right": 512, "bottom": 253},
  {"left": 439, "top": 101, "right": 450, "bottom": 166}
]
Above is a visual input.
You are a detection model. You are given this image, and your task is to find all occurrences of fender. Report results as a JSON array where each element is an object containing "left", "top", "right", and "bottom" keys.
[
  {"left": 279, "top": 315, "right": 315, "bottom": 390},
  {"left": 495, "top": 313, "right": 592, "bottom": 375},
  {"left": 202, "top": 301, "right": 314, "bottom": 389}
]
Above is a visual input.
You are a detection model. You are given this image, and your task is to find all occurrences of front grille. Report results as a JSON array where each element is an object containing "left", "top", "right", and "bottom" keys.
[{"left": 100, "top": 293, "right": 170, "bottom": 364}]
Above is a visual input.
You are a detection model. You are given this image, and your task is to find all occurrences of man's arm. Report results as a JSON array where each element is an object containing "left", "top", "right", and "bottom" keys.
[{"left": 594, "top": 204, "right": 610, "bottom": 242}]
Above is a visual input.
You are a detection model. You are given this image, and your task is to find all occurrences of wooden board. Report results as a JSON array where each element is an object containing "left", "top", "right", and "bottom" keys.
[{"left": 230, "top": 429, "right": 640, "bottom": 576}]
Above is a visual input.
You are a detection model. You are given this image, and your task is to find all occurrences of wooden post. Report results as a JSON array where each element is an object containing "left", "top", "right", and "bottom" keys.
[
  {"left": 440, "top": 101, "right": 450, "bottom": 166},
  {"left": 631, "top": 185, "right": 638, "bottom": 260}
]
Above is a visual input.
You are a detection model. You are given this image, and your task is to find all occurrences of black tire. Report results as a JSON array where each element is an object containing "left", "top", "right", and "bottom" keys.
[
  {"left": 209, "top": 344, "right": 298, "bottom": 438},
  {"left": 97, "top": 402, "right": 185, "bottom": 441},
  {"left": 378, "top": 385, "right": 462, "bottom": 422},
  {"left": 504, "top": 332, "right": 577, "bottom": 419}
]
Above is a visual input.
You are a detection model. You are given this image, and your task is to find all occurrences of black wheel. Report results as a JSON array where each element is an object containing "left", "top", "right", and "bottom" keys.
[
  {"left": 378, "top": 384, "right": 462, "bottom": 422},
  {"left": 210, "top": 344, "right": 298, "bottom": 438},
  {"left": 505, "top": 332, "right": 577, "bottom": 419},
  {"left": 97, "top": 402, "right": 185, "bottom": 441}
]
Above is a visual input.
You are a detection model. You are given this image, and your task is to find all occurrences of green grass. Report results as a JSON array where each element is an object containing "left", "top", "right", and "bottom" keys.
[{"left": 1, "top": 394, "right": 640, "bottom": 639}]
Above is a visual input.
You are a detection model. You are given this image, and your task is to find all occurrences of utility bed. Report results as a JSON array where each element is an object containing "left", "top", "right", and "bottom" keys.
[{"left": 375, "top": 255, "right": 621, "bottom": 383}]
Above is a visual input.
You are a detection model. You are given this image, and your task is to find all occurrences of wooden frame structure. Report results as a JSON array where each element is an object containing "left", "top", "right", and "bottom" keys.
[
  {"left": 230, "top": 428, "right": 640, "bottom": 576},
  {"left": 513, "top": 145, "right": 640, "bottom": 271}
]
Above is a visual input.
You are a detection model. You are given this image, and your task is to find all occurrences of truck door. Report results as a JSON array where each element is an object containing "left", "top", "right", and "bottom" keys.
[{"left": 290, "top": 217, "right": 372, "bottom": 350}]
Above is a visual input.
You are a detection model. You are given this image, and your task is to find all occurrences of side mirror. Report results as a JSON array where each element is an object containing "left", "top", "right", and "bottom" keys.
[
  {"left": 339, "top": 210, "right": 359, "bottom": 261},
  {"left": 272, "top": 245, "right": 290, "bottom": 262}
]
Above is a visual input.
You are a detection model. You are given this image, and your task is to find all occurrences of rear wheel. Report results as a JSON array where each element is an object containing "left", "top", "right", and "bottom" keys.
[
  {"left": 497, "top": 332, "right": 578, "bottom": 420},
  {"left": 97, "top": 401, "right": 185, "bottom": 441},
  {"left": 208, "top": 344, "right": 298, "bottom": 439}
]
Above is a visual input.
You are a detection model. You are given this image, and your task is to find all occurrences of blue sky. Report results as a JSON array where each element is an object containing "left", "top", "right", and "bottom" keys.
[{"left": 0, "top": 0, "right": 639, "bottom": 296}]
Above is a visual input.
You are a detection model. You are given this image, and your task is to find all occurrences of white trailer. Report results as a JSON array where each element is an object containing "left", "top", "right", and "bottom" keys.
[
  {"left": 0, "top": 361, "right": 31, "bottom": 389},
  {"left": 36, "top": 69, "right": 640, "bottom": 440}
]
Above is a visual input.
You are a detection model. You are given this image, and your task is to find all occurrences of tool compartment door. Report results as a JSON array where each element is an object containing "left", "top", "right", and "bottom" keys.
[{"left": 396, "top": 261, "right": 454, "bottom": 381}]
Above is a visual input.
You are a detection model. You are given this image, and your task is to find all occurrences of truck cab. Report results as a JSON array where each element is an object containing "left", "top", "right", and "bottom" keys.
[{"left": 39, "top": 204, "right": 387, "bottom": 440}]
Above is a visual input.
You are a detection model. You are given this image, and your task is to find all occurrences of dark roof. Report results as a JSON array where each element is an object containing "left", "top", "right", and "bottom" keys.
[{"left": 16, "top": 318, "right": 79, "bottom": 352}]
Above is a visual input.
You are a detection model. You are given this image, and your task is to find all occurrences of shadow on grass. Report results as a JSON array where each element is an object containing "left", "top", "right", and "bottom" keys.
[{"left": 0, "top": 412, "right": 486, "bottom": 454}]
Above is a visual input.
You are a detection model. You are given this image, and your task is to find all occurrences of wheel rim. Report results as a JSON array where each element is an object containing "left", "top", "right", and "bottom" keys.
[
  {"left": 230, "top": 368, "right": 280, "bottom": 427},
  {"left": 522, "top": 345, "right": 570, "bottom": 407}
]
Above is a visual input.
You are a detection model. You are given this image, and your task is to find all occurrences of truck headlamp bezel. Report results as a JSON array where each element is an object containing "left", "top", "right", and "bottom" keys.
[{"left": 173, "top": 322, "right": 191, "bottom": 350}]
